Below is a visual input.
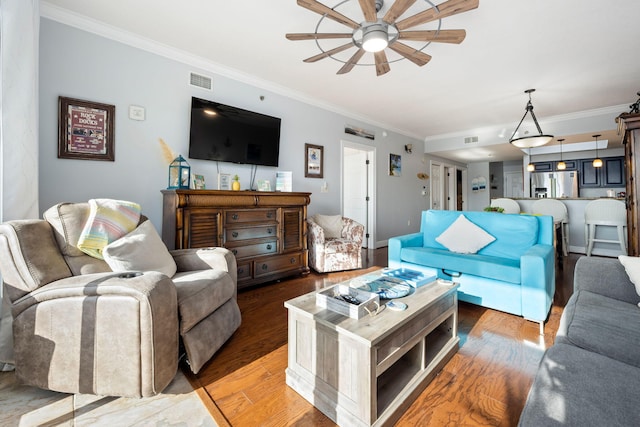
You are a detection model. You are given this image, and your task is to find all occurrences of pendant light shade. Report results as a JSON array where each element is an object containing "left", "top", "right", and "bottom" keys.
[
  {"left": 557, "top": 138, "right": 566, "bottom": 170},
  {"left": 592, "top": 134, "right": 603, "bottom": 168},
  {"left": 510, "top": 89, "right": 554, "bottom": 148},
  {"left": 527, "top": 148, "right": 535, "bottom": 172}
]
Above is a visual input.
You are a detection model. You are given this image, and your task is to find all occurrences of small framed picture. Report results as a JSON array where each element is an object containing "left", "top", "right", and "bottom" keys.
[
  {"left": 257, "top": 179, "right": 272, "bottom": 191},
  {"left": 218, "top": 173, "right": 231, "bottom": 190},
  {"left": 193, "top": 174, "right": 206, "bottom": 189},
  {"left": 305, "top": 143, "right": 324, "bottom": 178},
  {"left": 389, "top": 153, "right": 402, "bottom": 176},
  {"left": 58, "top": 96, "right": 115, "bottom": 161}
]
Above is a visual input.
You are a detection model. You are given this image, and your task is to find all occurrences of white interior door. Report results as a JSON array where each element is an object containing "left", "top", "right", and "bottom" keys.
[
  {"left": 505, "top": 171, "right": 524, "bottom": 198},
  {"left": 342, "top": 141, "right": 376, "bottom": 249},
  {"left": 430, "top": 161, "right": 443, "bottom": 210}
]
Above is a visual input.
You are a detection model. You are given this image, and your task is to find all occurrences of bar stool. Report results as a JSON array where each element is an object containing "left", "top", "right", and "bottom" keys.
[
  {"left": 533, "top": 199, "right": 569, "bottom": 256},
  {"left": 490, "top": 198, "right": 521, "bottom": 214},
  {"left": 584, "top": 199, "right": 627, "bottom": 256}
]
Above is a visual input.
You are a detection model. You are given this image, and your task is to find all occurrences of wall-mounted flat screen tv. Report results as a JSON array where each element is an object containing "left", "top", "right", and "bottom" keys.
[{"left": 188, "top": 97, "right": 281, "bottom": 167}]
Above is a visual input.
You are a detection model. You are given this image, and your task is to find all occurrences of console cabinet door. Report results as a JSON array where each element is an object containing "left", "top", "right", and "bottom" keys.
[
  {"left": 183, "top": 208, "right": 223, "bottom": 248},
  {"left": 282, "top": 207, "right": 304, "bottom": 252}
]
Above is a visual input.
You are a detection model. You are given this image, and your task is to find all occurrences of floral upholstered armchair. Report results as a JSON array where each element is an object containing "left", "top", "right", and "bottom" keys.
[{"left": 307, "top": 214, "right": 364, "bottom": 273}]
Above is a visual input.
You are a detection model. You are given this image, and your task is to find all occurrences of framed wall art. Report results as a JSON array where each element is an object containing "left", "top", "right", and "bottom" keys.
[
  {"left": 389, "top": 153, "right": 402, "bottom": 176},
  {"left": 305, "top": 143, "right": 323, "bottom": 178},
  {"left": 58, "top": 96, "right": 115, "bottom": 161}
]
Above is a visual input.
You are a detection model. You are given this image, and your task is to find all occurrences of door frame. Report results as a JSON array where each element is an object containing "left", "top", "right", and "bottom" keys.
[{"left": 341, "top": 140, "right": 376, "bottom": 249}]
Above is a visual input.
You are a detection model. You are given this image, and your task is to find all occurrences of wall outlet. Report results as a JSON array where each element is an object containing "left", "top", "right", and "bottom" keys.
[
  {"left": 321, "top": 182, "right": 328, "bottom": 193},
  {"left": 408, "top": 219, "right": 411, "bottom": 226}
]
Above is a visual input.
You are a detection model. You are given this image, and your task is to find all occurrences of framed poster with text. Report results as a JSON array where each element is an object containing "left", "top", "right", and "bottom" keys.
[{"left": 58, "top": 96, "right": 115, "bottom": 161}]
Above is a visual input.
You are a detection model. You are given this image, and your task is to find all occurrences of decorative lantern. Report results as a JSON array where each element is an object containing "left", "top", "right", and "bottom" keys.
[{"left": 168, "top": 155, "right": 191, "bottom": 189}]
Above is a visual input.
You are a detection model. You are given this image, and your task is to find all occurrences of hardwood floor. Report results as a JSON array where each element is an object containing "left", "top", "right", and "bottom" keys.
[{"left": 185, "top": 248, "right": 578, "bottom": 427}]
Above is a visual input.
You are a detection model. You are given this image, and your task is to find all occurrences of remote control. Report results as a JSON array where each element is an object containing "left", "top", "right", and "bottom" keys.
[{"left": 386, "top": 301, "right": 407, "bottom": 311}]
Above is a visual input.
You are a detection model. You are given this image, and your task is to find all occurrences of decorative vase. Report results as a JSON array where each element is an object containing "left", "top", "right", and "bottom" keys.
[{"left": 232, "top": 177, "right": 240, "bottom": 191}]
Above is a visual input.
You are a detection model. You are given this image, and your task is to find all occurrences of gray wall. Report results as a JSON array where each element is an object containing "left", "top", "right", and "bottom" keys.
[{"left": 39, "top": 19, "right": 426, "bottom": 245}]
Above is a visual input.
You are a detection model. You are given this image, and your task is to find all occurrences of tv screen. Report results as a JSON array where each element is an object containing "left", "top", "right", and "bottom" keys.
[{"left": 188, "top": 97, "right": 281, "bottom": 167}]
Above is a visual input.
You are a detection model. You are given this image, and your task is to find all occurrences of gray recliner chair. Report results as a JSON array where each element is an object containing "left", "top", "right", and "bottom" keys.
[{"left": 0, "top": 202, "right": 241, "bottom": 397}]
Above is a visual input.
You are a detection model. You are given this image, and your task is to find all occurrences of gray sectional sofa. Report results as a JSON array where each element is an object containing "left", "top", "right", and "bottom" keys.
[{"left": 519, "top": 256, "right": 640, "bottom": 426}]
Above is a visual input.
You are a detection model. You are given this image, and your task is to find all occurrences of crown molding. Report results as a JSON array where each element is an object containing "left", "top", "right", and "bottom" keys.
[{"left": 39, "top": 2, "right": 420, "bottom": 141}]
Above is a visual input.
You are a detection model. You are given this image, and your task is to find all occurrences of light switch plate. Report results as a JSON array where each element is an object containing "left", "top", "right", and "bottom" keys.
[{"left": 129, "top": 105, "right": 145, "bottom": 121}]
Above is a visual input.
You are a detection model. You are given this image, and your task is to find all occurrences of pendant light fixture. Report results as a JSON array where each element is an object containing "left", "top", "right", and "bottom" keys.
[
  {"left": 592, "top": 134, "right": 603, "bottom": 168},
  {"left": 557, "top": 138, "right": 566, "bottom": 170},
  {"left": 527, "top": 148, "right": 535, "bottom": 172},
  {"left": 509, "top": 89, "right": 554, "bottom": 148}
]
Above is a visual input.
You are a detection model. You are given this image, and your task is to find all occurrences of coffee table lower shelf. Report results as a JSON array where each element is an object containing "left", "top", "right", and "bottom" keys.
[{"left": 285, "top": 278, "right": 459, "bottom": 427}]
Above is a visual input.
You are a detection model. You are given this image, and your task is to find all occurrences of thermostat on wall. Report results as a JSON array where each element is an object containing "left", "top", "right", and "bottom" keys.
[{"left": 129, "top": 105, "right": 145, "bottom": 121}]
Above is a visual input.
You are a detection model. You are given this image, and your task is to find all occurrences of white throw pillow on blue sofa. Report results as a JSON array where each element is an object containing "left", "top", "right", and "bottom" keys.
[{"left": 436, "top": 214, "right": 495, "bottom": 254}]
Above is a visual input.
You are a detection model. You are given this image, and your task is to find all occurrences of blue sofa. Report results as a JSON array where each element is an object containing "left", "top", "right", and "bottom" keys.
[{"left": 389, "top": 210, "right": 555, "bottom": 331}]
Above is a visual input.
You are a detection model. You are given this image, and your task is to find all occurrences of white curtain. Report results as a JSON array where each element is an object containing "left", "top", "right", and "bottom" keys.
[{"left": 0, "top": 0, "right": 40, "bottom": 369}]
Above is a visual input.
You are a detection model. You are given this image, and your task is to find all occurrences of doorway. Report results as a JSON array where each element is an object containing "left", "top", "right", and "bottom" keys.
[
  {"left": 342, "top": 141, "right": 376, "bottom": 249},
  {"left": 430, "top": 161, "right": 467, "bottom": 211}
]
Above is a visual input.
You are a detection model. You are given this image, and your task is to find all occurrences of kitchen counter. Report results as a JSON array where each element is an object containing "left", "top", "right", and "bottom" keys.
[{"left": 500, "top": 198, "right": 627, "bottom": 257}]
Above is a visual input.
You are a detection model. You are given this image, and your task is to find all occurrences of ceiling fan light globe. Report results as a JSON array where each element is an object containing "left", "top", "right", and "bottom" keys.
[
  {"left": 509, "top": 135, "right": 553, "bottom": 148},
  {"left": 362, "top": 24, "right": 388, "bottom": 52},
  {"left": 527, "top": 163, "right": 535, "bottom": 172},
  {"left": 593, "top": 158, "right": 603, "bottom": 168},
  {"left": 557, "top": 161, "right": 567, "bottom": 170}
]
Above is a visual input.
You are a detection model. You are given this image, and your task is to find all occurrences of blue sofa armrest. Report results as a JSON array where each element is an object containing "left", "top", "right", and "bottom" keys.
[
  {"left": 388, "top": 232, "right": 423, "bottom": 268},
  {"left": 520, "top": 244, "right": 555, "bottom": 321}
]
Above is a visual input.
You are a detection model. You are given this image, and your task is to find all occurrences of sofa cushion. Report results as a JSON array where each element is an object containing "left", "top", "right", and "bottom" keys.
[
  {"left": 435, "top": 214, "right": 495, "bottom": 254},
  {"left": 324, "top": 238, "right": 360, "bottom": 255},
  {"left": 518, "top": 343, "right": 640, "bottom": 427},
  {"left": 421, "top": 210, "right": 539, "bottom": 260},
  {"left": 314, "top": 214, "right": 343, "bottom": 238},
  {"left": 400, "top": 247, "right": 521, "bottom": 284},
  {"left": 103, "top": 221, "right": 177, "bottom": 278},
  {"left": 172, "top": 269, "right": 236, "bottom": 334},
  {"left": 43, "top": 202, "right": 111, "bottom": 275},
  {"left": 555, "top": 289, "right": 640, "bottom": 368},
  {"left": 44, "top": 202, "right": 91, "bottom": 257}
]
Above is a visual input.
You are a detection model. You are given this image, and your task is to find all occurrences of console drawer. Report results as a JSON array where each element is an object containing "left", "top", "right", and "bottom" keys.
[
  {"left": 236, "top": 261, "right": 252, "bottom": 280},
  {"left": 229, "top": 240, "right": 278, "bottom": 258},
  {"left": 226, "top": 209, "right": 277, "bottom": 224},
  {"left": 226, "top": 225, "right": 276, "bottom": 242},
  {"left": 254, "top": 253, "right": 303, "bottom": 278}
]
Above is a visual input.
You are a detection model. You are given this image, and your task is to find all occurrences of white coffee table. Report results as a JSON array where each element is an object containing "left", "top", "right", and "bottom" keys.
[{"left": 285, "top": 270, "right": 459, "bottom": 427}]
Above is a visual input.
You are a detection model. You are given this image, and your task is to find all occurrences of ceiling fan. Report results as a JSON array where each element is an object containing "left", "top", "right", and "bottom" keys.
[{"left": 286, "top": 0, "right": 479, "bottom": 76}]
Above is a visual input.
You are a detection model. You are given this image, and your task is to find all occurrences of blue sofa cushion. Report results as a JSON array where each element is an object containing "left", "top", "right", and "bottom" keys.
[
  {"left": 400, "top": 247, "right": 521, "bottom": 284},
  {"left": 421, "top": 210, "right": 539, "bottom": 261}
]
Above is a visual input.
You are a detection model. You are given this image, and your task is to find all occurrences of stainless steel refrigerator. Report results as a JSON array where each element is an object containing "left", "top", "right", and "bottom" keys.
[{"left": 531, "top": 171, "right": 579, "bottom": 198}]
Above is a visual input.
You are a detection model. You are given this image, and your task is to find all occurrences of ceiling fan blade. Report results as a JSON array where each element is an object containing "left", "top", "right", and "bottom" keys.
[
  {"left": 388, "top": 42, "right": 432, "bottom": 66},
  {"left": 303, "top": 42, "right": 354, "bottom": 63},
  {"left": 286, "top": 32, "right": 353, "bottom": 41},
  {"left": 297, "top": 0, "right": 360, "bottom": 30},
  {"left": 398, "top": 29, "right": 466, "bottom": 44},
  {"left": 337, "top": 48, "right": 366, "bottom": 74},
  {"left": 383, "top": 0, "right": 417, "bottom": 24},
  {"left": 358, "top": 0, "right": 378, "bottom": 22},
  {"left": 396, "top": 0, "right": 479, "bottom": 31},
  {"left": 374, "top": 51, "right": 391, "bottom": 76}
]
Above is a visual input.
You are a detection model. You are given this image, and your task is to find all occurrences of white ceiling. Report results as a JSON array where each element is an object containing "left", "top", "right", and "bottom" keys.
[{"left": 41, "top": 0, "right": 640, "bottom": 162}]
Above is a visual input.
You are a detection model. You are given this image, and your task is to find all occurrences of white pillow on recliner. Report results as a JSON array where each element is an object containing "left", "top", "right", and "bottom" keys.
[
  {"left": 436, "top": 214, "right": 495, "bottom": 254},
  {"left": 103, "top": 220, "right": 177, "bottom": 277},
  {"left": 314, "top": 214, "right": 343, "bottom": 238},
  {"left": 618, "top": 255, "right": 640, "bottom": 300}
]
